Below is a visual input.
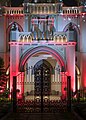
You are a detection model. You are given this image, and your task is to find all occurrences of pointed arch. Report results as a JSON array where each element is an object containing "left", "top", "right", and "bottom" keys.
[
  {"left": 63, "top": 22, "right": 80, "bottom": 34},
  {"left": 6, "top": 22, "right": 23, "bottom": 51},
  {"left": 7, "top": 22, "right": 23, "bottom": 34},
  {"left": 63, "top": 22, "right": 80, "bottom": 51},
  {"left": 33, "top": 59, "right": 54, "bottom": 74},
  {"left": 19, "top": 46, "right": 66, "bottom": 72}
]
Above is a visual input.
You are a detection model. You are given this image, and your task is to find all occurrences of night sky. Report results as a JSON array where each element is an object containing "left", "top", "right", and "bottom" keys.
[
  {"left": 11, "top": 0, "right": 78, "bottom": 7},
  {"left": 63, "top": 0, "right": 77, "bottom": 6}
]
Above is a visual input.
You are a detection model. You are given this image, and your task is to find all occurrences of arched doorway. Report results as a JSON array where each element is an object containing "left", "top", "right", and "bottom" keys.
[
  {"left": 19, "top": 46, "right": 66, "bottom": 72},
  {"left": 19, "top": 46, "right": 66, "bottom": 95},
  {"left": 17, "top": 46, "right": 67, "bottom": 100},
  {"left": 16, "top": 46, "right": 68, "bottom": 112}
]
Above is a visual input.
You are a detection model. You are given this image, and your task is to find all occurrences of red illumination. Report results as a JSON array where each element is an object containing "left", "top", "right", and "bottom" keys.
[{"left": 0, "top": 90, "right": 4, "bottom": 93}]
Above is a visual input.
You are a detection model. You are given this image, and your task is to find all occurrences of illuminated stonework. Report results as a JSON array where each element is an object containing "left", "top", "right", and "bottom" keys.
[{"left": 0, "top": 0, "right": 86, "bottom": 99}]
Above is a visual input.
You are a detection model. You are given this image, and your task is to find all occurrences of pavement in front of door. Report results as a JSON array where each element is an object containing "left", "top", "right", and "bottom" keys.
[{"left": 1, "top": 112, "right": 81, "bottom": 120}]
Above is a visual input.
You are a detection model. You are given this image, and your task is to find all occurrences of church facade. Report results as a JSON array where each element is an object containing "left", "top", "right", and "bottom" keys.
[{"left": 0, "top": 0, "right": 86, "bottom": 100}]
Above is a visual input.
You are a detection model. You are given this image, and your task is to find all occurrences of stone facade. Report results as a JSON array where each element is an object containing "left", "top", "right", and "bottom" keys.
[{"left": 0, "top": 0, "right": 86, "bottom": 99}]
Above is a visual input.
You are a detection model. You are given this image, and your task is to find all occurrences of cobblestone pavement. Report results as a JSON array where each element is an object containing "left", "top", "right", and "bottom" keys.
[{"left": 1, "top": 112, "right": 77, "bottom": 120}]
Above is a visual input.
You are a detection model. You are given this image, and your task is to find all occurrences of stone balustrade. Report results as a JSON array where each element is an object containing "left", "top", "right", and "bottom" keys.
[
  {"left": 24, "top": 3, "right": 59, "bottom": 14},
  {"left": 4, "top": 7, "right": 24, "bottom": 15},
  {"left": 63, "top": 7, "right": 81, "bottom": 14},
  {"left": 2, "top": 6, "right": 86, "bottom": 16}
]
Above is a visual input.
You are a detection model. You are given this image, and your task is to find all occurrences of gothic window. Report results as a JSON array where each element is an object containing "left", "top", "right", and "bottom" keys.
[
  {"left": 7, "top": 22, "right": 23, "bottom": 52},
  {"left": 64, "top": 22, "right": 79, "bottom": 51}
]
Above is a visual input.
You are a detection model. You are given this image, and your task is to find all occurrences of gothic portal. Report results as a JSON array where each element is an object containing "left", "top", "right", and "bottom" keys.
[
  {"left": 9, "top": 0, "right": 76, "bottom": 99},
  {"left": 1, "top": 0, "right": 86, "bottom": 99}
]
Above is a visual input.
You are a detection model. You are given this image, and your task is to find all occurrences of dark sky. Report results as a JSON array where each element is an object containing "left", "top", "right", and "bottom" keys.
[
  {"left": 11, "top": 0, "right": 78, "bottom": 7},
  {"left": 63, "top": 0, "right": 77, "bottom": 6}
]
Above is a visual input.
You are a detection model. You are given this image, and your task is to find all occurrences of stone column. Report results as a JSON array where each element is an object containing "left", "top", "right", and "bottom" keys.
[{"left": 24, "top": 15, "right": 31, "bottom": 32}]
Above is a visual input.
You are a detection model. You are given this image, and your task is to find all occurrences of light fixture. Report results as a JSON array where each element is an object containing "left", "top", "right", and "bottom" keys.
[
  {"left": 78, "top": 25, "right": 80, "bottom": 27},
  {"left": 72, "top": 7, "right": 74, "bottom": 9},
  {"left": 64, "top": 18, "right": 66, "bottom": 21},
  {"left": 68, "top": 17, "right": 71, "bottom": 21},
  {"left": 83, "top": 19, "right": 86, "bottom": 22},
  {"left": 82, "top": 15, "right": 84, "bottom": 18}
]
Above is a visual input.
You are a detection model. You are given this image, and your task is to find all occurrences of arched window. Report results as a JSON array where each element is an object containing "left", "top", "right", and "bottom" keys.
[
  {"left": 6, "top": 22, "right": 23, "bottom": 51},
  {"left": 10, "top": 22, "right": 19, "bottom": 41},
  {"left": 63, "top": 22, "right": 80, "bottom": 51}
]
